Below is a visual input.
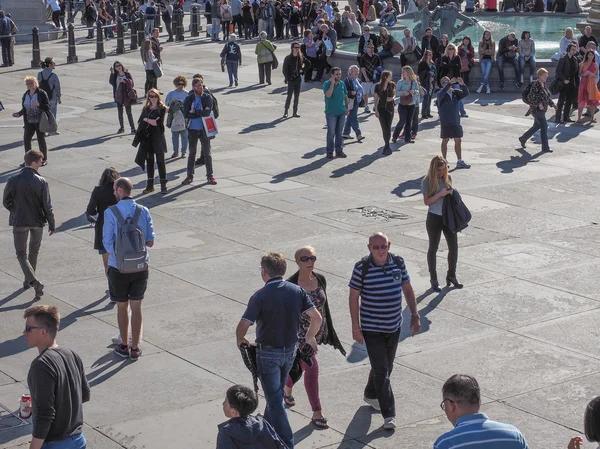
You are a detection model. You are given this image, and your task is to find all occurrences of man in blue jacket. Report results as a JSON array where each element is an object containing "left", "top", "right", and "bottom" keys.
[{"left": 436, "top": 76, "right": 470, "bottom": 170}]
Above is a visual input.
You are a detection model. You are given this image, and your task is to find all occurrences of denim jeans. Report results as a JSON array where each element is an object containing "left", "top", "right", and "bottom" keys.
[
  {"left": 422, "top": 93, "right": 432, "bottom": 117},
  {"left": 521, "top": 109, "right": 549, "bottom": 151},
  {"left": 41, "top": 433, "right": 86, "bottom": 449},
  {"left": 266, "top": 19, "right": 274, "bottom": 39},
  {"left": 325, "top": 113, "right": 346, "bottom": 155},
  {"left": 480, "top": 58, "right": 492, "bottom": 86},
  {"left": 257, "top": 346, "right": 296, "bottom": 449},
  {"left": 212, "top": 18, "right": 221, "bottom": 39},
  {"left": 343, "top": 98, "right": 361, "bottom": 136},
  {"left": 393, "top": 104, "right": 415, "bottom": 141},
  {"left": 519, "top": 55, "right": 536, "bottom": 79},
  {"left": 363, "top": 328, "right": 401, "bottom": 418},
  {"left": 226, "top": 61, "right": 238, "bottom": 84},
  {"left": 145, "top": 19, "right": 154, "bottom": 35},
  {"left": 172, "top": 129, "right": 188, "bottom": 155},
  {"left": 377, "top": 49, "right": 393, "bottom": 59},
  {"left": 497, "top": 55, "right": 520, "bottom": 83}
]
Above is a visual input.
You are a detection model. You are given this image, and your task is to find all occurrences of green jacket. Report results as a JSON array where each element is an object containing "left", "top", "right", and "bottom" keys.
[{"left": 255, "top": 40, "right": 277, "bottom": 64}]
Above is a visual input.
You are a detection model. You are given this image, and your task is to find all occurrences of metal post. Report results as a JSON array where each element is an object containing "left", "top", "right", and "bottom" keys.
[
  {"left": 155, "top": 9, "right": 163, "bottom": 33},
  {"left": 67, "top": 0, "right": 73, "bottom": 24},
  {"left": 116, "top": 1, "right": 122, "bottom": 19},
  {"left": 197, "top": 5, "right": 203, "bottom": 31},
  {"left": 95, "top": 20, "right": 106, "bottom": 59},
  {"left": 138, "top": 13, "right": 146, "bottom": 45},
  {"left": 130, "top": 17, "right": 138, "bottom": 50},
  {"left": 67, "top": 23, "right": 79, "bottom": 63},
  {"left": 31, "top": 27, "right": 41, "bottom": 69},
  {"left": 116, "top": 18, "right": 125, "bottom": 54},
  {"left": 176, "top": 8, "right": 184, "bottom": 41},
  {"left": 191, "top": 5, "right": 199, "bottom": 37}
]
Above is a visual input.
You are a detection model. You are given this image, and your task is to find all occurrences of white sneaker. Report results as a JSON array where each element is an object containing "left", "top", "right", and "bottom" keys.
[
  {"left": 384, "top": 416, "right": 397, "bottom": 429},
  {"left": 476, "top": 83, "right": 483, "bottom": 94},
  {"left": 364, "top": 396, "right": 381, "bottom": 411},
  {"left": 486, "top": 85, "right": 491, "bottom": 94},
  {"left": 364, "top": 105, "right": 370, "bottom": 113}
]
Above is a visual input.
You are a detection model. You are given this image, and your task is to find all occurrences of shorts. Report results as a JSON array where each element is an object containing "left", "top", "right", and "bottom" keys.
[
  {"left": 108, "top": 267, "right": 148, "bottom": 302},
  {"left": 440, "top": 124, "right": 463, "bottom": 139},
  {"left": 98, "top": 249, "right": 107, "bottom": 255},
  {"left": 362, "top": 82, "right": 375, "bottom": 96}
]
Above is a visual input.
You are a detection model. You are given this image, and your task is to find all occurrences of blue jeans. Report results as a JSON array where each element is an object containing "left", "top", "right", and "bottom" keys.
[
  {"left": 171, "top": 129, "right": 188, "bottom": 155},
  {"left": 480, "top": 58, "right": 492, "bottom": 86},
  {"left": 377, "top": 49, "right": 393, "bottom": 59},
  {"left": 42, "top": 434, "right": 86, "bottom": 449},
  {"left": 325, "top": 113, "right": 346, "bottom": 155},
  {"left": 519, "top": 55, "right": 536, "bottom": 79},
  {"left": 266, "top": 19, "right": 274, "bottom": 39},
  {"left": 343, "top": 99, "right": 361, "bottom": 136},
  {"left": 211, "top": 18, "right": 221, "bottom": 39},
  {"left": 497, "top": 55, "right": 520, "bottom": 83},
  {"left": 452, "top": 83, "right": 467, "bottom": 115},
  {"left": 422, "top": 92, "right": 432, "bottom": 116},
  {"left": 521, "top": 109, "right": 549, "bottom": 151},
  {"left": 257, "top": 346, "right": 296, "bottom": 449},
  {"left": 226, "top": 61, "right": 238, "bottom": 84}
]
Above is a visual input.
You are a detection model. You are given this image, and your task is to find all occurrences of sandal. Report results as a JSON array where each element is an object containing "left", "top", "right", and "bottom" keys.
[
  {"left": 283, "top": 394, "right": 295, "bottom": 407},
  {"left": 312, "top": 417, "right": 329, "bottom": 429}
]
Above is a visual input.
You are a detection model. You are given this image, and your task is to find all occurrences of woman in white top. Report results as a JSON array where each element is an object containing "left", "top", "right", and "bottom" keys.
[
  {"left": 553, "top": 27, "right": 575, "bottom": 61},
  {"left": 140, "top": 39, "right": 158, "bottom": 94}
]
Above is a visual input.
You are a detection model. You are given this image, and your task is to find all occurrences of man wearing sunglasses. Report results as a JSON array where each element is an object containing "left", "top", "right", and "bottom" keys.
[
  {"left": 436, "top": 374, "right": 529, "bottom": 448},
  {"left": 23, "top": 305, "right": 90, "bottom": 449},
  {"left": 348, "top": 231, "right": 419, "bottom": 430}
]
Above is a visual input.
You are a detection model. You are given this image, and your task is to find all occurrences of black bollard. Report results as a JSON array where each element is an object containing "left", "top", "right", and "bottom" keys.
[
  {"left": 116, "top": 18, "right": 125, "bottom": 54},
  {"left": 138, "top": 14, "right": 146, "bottom": 45},
  {"left": 155, "top": 10, "right": 163, "bottom": 33},
  {"left": 196, "top": 5, "right": 203, "bottom": 32},
  {"left": 67, "top": 23, "right": 78, "bottom": 63},
  {"left": 130, "top": 17, "right": 138, "bottom": 50},
  {"left": 95, "top": 20, "right": 106, "bottom": 58},
  {"left": 176, "top": 8, "right": 185, "bottom": 41},
  {"left": 116, "top": 1, "right": 122, "bottom": 19},
  {"left": 191, "top": 5, "right": 199, "bottom": 37},
  {"left": 31, "top": 27, "right": 41, "bottom": 69},
  {"left": 67, "top": 0, "right": 73, "bottom": 25}
]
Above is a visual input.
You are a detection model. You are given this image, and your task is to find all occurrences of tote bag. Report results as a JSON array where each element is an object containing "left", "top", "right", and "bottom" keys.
[{"left": 39, "top": 111, "right": 58, "bottom": 133}]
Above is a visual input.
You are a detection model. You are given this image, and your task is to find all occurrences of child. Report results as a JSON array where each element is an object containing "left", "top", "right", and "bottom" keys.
[{"left": 217, "top": 385, "right": 288, "bottom": 449}]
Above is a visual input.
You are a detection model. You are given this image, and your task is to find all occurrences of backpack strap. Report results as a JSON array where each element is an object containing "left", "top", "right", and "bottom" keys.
[
  {"left": 360, "top": 255, "right": 371, "bottom": 284},
  {"left": 109, "top": 205, "right": 127, "bottom": 225},
  {"left": 131, "top": 204, "right": 143, "bottom": 226},
  {"left": 390, "top": 253, "right": 404, "bottom": 273}
]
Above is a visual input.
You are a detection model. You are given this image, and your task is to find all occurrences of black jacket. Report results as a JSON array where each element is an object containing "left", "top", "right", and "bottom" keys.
[
  {"left": 282, "top": 54, "right": 305, "bottom": 83},
  {"left": 17, "top": 88, "right": 50, "bottom": 124},
  {"left": 439, "top": 55, "right": 461, "bottom": 79},
  {"left": 442, "top": 189, "right": 471, "bottom": 233},
  {"left": 421, "top": 35, "right": 440, "bottom": 59},
  {"left": 555, "top": 54, "right": 580, "bottom": 89},
  {"left": 3, "top": 167, "right": 55, "bottom": 231},
  {"left": 217, "top": 415, "right": 287, "bottom": 449},
  {"left": 86, "top": 183, "right": 118, "bottom": 251},
  {"left": 358, "top": 33, "right": 378, "bottom": 55},
  {"left": 497, "top": 35, "right": 519, "bottom": 59},
  {"left": 286, "top": 271, "right": 346, "bottom": 356}
]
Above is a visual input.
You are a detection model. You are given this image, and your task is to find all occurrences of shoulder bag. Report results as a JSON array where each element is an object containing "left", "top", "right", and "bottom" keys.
[
  {"left": 260, "top": 41, "right": 278, "bottom": 69},
  {"left": 152, "top": 59, "right": 163, "bottom": 78},
  {"left": 39, "top": 111, "right": 58, "bottom": 134}
]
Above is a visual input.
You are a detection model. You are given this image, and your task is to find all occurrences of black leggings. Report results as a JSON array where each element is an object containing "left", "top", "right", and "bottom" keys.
[
  {"left": 117, "top": 103, "right": 135, "bottom": 130},
  {"left": 426, "top": 212, "right": 458, "bottom": 280},
  {"left": 24, "top": 122, "right": 48, "bottom": 161},
  {"left": 377, "top": 106, "right": 394, "bottom": 147},
  {"left": 145, "top": 70, "right": 157, "bottom": 94},
  {"left": 284, "top": 77, "right": 301, "bottom": 113},
  {"left": 147, "top": 150, "right": 167, "bottom": 181}
]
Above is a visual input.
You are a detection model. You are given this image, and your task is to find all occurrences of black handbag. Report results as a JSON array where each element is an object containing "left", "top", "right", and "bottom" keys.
[{"left": 548, "top": 77, "right": 560, "bottom": 95}]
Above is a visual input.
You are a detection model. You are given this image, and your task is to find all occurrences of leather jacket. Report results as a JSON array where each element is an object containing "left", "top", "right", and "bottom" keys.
[{"left": 3, "top": 167, "right": 55, "bottom": 231}]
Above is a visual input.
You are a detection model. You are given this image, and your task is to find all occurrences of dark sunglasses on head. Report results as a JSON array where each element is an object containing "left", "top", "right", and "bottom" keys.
[
  {"left": 25, "top": 325, "right": 45, "bottom": 333},
  {"left": 300, "top": 256, "right": 317, "bottom": 262}
]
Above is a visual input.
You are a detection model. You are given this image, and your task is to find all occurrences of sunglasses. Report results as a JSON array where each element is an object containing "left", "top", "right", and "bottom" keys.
[
  {"left": 25, "top": 325, "right": 46, "bottom": 333},
  {"left": 148, "top": 95, "right": 158, "bottom": 98},
  {"left": 293, "top": 46, "right": 300, "bottom": 49},
  {"left": 370, "top": 244, "right": 389, "bottom": 250},
  {"left": 178, "top": 83, "right": 185, "bottom": 86},
  {"left": 300, "top": 255, "right": 317, "bottom": 262}
]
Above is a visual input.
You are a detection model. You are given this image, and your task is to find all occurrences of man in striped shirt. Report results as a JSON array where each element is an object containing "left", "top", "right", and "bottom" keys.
[
  {"left": 435, "top": 374, "right": 530, "bottom": 449},
  {"left": 348, "top": 232, "right": 420, "bottom": 430}
]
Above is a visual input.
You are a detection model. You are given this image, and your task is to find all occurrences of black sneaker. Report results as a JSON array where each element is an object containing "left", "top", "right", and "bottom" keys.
[
  {"left": 130, "top": 347, "right": 142, "bottom": 360},
  {"left": 500, "top": 82, "right": 505, "bottom": 90},
  {"left": 114, "top": 344, "right": 130, "bottom": 358},
  {"left": 336, "top": 152, "right": 348, "bottom": 158},
  {"left": 34, "top": 281, "right": 44, "bottom": 298},
  {"left": 326, "top": 153, "right": 334, "bottom": 159},
  {"left": 518, "top": 136, "right": 527, "bottom": 148}
]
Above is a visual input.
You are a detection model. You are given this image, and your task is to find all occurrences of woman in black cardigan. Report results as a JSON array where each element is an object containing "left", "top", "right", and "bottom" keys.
[
  {"left": 135, "top": 88, "right": 168, "bottom": 194},
  {"left": 86, "top": 167, "right": 120, "bottom": 280},
  {"left": 284, "top": 246, "right": 346, "bottom": 429},
  {"left": 12, "top": 76, "right": 50, "bottom": 166}
]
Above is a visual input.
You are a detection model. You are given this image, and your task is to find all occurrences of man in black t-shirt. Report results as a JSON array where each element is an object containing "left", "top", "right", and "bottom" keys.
[
  {"left": 578, "top": 26, "right": 598, "bottom": 57},
  {"left": 359, "top": 43, "right": 382, "bottom": 113}
]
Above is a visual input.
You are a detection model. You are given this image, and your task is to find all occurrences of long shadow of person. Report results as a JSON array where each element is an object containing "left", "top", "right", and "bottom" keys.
[
  {"left": 391, "top": 175, "right": 424, "bottom": 198},
  {"left": 496, "top": 148, "right": 543, "bottom": 174}
]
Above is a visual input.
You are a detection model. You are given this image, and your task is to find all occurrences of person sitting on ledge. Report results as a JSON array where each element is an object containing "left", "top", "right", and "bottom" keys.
[{"left": 567, "top": 396, "right": 600, "bottom": 449}]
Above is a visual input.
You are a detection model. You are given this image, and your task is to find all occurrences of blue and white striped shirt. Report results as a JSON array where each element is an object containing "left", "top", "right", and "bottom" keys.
[
  {"left": 348, "top": 254, "right": 410, "bottom": 333},
  {"left": 434, "top": 413, "right": 529, "bottom": 449}
]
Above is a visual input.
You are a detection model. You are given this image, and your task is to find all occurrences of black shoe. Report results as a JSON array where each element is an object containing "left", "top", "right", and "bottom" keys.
[
  {"left": 382, "top": 147, "right": 392, "bottom": 156},
  {"left": 23, "top": 281, "right": 31, "bottom": 290},
  {"left": 34, "top": 281, "right": 44, "bottom": 298},
  {"left": 542, "top": 148, "right": 554, "bottom": 153},
  {"left": 293, "top": 113, "right": 300, "bottom": 118},
  {"left": 518, "top": 136, "right": 527, "bottom": 148},
  {"left": 405, "top": 139, "right": 414, "bottom": 144},
  {"left": 500, "top": 82, "right": 505, "bottom": 90},
  {"left": 283, "top": 110, "right": 288, "bottom": 118},
  {"left": 564, "top": 118, "right": 575, "bottom": 123},
  {"left": 555, "top": 118, "right": 563, "bottom": 124},
  {"left": 235, "top": 80, "right": 238, "bottom": 86},
  {"left": 326, "top": 153, "right": 334, "bottom": 159},
  {"left": 131, "top": 128, "right": 136, "bottom": 134},
  {"left": 117, "top": 128, "right": 124, "bottom": 134},
  {"left": 391, "top": 136, "right": 398, "bottom": 144},
  {"left": 195, "top": 158, "right": 205, "bottom": 166},
  {"left": 427, "top": 114, "right": 434, "bottom": 118},
  {"left": 431, "top": 280, "right": 441, "bottom": 292},
  {"left": 336, "top": 151, "right": 348, "bottom": 158},
  {"left": 446, "top": 275, "right": 463, "bottom": 289}
]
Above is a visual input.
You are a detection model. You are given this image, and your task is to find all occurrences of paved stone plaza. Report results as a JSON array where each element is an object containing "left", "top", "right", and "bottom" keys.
[{"left": 1, "top": 24, "right": 600, "bottom": 449}]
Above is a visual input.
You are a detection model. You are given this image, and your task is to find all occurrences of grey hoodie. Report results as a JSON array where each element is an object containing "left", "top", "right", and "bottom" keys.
[{"left": 216, "top": 415, "right": 287, "bottom": 449}]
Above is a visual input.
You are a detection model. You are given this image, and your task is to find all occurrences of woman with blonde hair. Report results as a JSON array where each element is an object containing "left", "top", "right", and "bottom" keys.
[
  {"left": 557, "top": 27, "right": 574, "bottom": 59},
  {"left": 476, "top": 30, "right": 495, "bottom": 94},
  {"left": 421, "top": 155, "right": 460, "bottom": 292},
  {"left": 392, "top": 66, "right": 419, "bottom": 144},
  {"left": 136, "top": 88, "right": 168, "bottom": 194},
  {"left": 140, "top": 39, "right": 158, "bottom": 94},
  {"left": 284, "top": 246, "right": 345, "bottom": 429}
]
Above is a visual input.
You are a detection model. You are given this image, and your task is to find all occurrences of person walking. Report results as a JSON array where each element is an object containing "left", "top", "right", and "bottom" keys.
[
  {"left": 163, "top": 0, "right": 174, "bottom": 41},
  {"left": 13, "top": 77, "right": 50, "bottom": 166},
  {"left": 145, "top": 1, "right": 157, "bottom": 35},
  {"left": 236, "top": 252, "right": 323, "bottom": 449},
  {"left": 141, "top": 39, "right": 159, "bottom": 94},
  {"left": 437, "top": 76, "right": 470, "bottom": 169},
  {"left": 519, "top": 68, "right": 556, "bottom": 152},
  {"left": 135, "top": 89, "right": 168, "bottom": 194},
  {"left": 109, "top": 61, "right": 137, "bottom": 134},
  {"left": 323, "top": 67, "right": 349, "bottom": 159},
  {"left": 555, "top": 43, "right": 580, "bottom": 123},
  {"left": 230, "top": 0, "right": 243, "bottom": 36},
  {"left": 242, "top": 0, "right": 254, "bottom": 39},
  {"left": 221, "top": 0, "right": 233, "bottom": 39},
  {"left": 255, "top": 31, "right": 276, "bottom": 85},
  {"left": 103, "top": 177, "right": 155, "bottom": 361},
  {"left": 0, "top": 10, "right": 14, "bottom": 67},
  {"left": 518, "top": 31, "right": 536, "bottom": 84},
  {"left": 348, "top": 232, "right": 420, "bottom": 430},
  {"left": 392, "top": 66, "right": 418, "bottom": 144},
  {"left": 3, "top": 150, "right": 54, "bottom": 299},
  {"left": 374, "top": 69, "right": 395, "bottom": 155},
  {"left": 342, "top": 65, "right": 365, "bottom": 141},
  {"left": 182, "top": 78, "right": 217, "bottom": 185},
  {"left": 165, "top": 75, "right": 189, "bottom": 158},
  {"left": 577, "top": 50, "right": 600, "bottom": 122},
  {"left": 418, "top": 50, "right": 436, "bottom": 119},
  {"left": 37, "top": 57, "right": 61, "bottom": 137},
  {"left": 422, "top": 155, "right": 461, "bottom": 292},
  {"left": 212, "top": 0, "right": 222, "bottom": 41},
  {"left": 220, "top": 33, "right": 242, "bottom": 87},
  {"left": 86, "top": 167, "right": 120, "bottom": 282},
  {"left": 283, "top": 246, "right": 346, "bottom": 430},
  {"left": 282, "top": 42, "right": 305, "bottom": 118},
  {"left": 23, "top": 305, "right": 90, "bottom": 449},
  {"left": 84, "top": 0, "right": 97, "bottom": 39},
  {"left": 476, "top": 30, "right": 495, "bottom": 94}
]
